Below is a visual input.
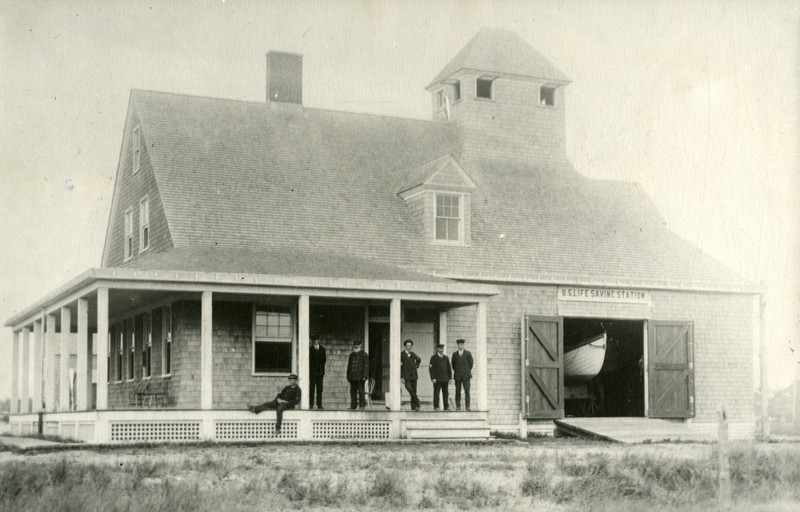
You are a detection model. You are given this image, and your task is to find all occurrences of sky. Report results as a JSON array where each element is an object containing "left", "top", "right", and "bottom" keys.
[{"left": 1, "top": 0, "right": 799, "bottom": 400}]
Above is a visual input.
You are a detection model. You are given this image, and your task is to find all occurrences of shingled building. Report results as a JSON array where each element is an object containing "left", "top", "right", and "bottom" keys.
[{"left": 6, "top": 28, "right": 759, "bottom": 442}]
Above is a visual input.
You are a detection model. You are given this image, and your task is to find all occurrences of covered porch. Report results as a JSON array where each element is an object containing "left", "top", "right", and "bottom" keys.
[{"left": 6, "top": 267, "right": 498, "bottom": 443}]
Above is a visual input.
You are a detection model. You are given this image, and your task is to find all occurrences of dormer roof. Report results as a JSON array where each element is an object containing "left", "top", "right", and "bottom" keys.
[
  {"left": 427, "top": 27, "right": 571, "bottom": 89},
  {"left": 398, "top": 154, "right": 477, "bottom": 198}
]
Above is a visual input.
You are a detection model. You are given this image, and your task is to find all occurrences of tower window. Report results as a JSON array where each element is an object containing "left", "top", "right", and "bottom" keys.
[
  {"left": 540, "top": 85, "right": 556, "bottom": 106},
  {"left": 436, "top": 90, "right": 445, "bottom": 110},
  {"left": 453, "top": 81, "right": 461, "bottom": 101},
  {"left": 476, "top": 78, "right": 493, "bottom": 99}
]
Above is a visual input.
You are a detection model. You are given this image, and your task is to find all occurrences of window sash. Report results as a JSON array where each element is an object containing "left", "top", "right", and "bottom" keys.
[
  {"left": 435, "top": 194, "right": 462, "bottom": 242},
  {"left": 132, "top": 126, "right": 140, "bottom": 172},
  {"left": 253, "top": 306, "right": 293, "bottom": 373},
  {"left": 139, "top": 197, "right": 150, "bottom": 252},
  {"left": 124, "top": 209, "right": 133, "bottom": 260},
  {"left": 162, "top": 306, "right": 172, "bottom": 376}
]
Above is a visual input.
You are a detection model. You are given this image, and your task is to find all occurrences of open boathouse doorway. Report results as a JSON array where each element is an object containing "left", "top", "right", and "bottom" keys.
[{"left": 563, "top": 318, "right": 645, "bottom": 418}]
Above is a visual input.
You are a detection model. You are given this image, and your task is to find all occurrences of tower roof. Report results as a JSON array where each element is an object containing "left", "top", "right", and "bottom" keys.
[{"left": 427, "top": 27, "right": 570, "bottom": 89}]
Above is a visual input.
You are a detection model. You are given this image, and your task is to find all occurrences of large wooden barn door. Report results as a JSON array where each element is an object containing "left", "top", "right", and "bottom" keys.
[
  {"left": 524, "top": 316, "right": 564, "bottom": 419},
  {"left": 648, "top": 321, "right": 695, "bottom": 418}
]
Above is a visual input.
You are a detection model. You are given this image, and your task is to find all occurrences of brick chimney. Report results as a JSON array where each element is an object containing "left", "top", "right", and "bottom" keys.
[{"left": 266, "top": 51, "right": 302, "bottom": 105}]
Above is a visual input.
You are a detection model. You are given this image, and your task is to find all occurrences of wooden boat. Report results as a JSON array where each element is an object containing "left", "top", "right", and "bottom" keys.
[{"left": 564, "top": 332, "right": 607, "bottom": 383}]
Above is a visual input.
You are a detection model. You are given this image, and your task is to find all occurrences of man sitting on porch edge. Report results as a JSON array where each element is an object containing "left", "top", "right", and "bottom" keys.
[{"left": 248, "top": 374, "right": 302, "bottom": 434}]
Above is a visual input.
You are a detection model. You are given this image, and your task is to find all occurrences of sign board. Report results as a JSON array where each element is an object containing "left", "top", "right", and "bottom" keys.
[{"left": 558, "top": 286, "right": 650, "bottom": 305}]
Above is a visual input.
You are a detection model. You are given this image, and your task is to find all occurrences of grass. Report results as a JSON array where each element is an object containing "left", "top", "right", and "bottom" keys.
[{"left": 0, "top": 442, "right": 798, "bottom": 511}]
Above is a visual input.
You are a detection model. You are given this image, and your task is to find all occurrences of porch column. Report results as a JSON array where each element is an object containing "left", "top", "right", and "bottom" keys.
[
  {"left": 45, "top": 314, "right": 57, "bottom": 411},
  {"left": 476, "top": 301, "right": 488, "bottom": 411},
  {"left": 439, "top": 310, "right": 448, "bottom": 348},
  {"left": 32, "top": 319, "right": 43, "bottom": 411},
  {"left": 20, "top": 327, "right": 30, "bottom": 413},
  {"left": 200, "top": 291, "right": 213, "bottom": 410},
  {"left": 60, "top": 306, "right": 72, "bottom": 411},
  {"left": 389, "top": 298, "right": 401, "bottom": 411},
  {"left": 96, "top": 288, "right": 109, "bottom": 410},
  {"left": 297, "top": 295, "right": 310, "bottom": 409},
  {"left": 11, "top": 331, "right": 19, "bottom": 414},
  {"left": 76, "top": 298, "right": 89, "bottom": 411}
]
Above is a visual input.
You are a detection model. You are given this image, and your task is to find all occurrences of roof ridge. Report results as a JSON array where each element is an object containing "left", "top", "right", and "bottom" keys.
[{"left": 131, "top": 88, "right": 448, "bottom": 126}]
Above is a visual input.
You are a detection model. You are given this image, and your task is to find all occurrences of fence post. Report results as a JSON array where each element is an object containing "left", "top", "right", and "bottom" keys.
[{"left": 718, "top": 405, "right": 731, "bottom": 511}]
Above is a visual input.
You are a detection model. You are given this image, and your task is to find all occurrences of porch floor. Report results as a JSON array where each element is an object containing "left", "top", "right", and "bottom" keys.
[{"left": 554, "top": 417, "right": 717, "bottom": 443}]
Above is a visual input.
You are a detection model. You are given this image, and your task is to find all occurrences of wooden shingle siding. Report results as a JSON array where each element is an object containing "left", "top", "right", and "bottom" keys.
[{"left": 106, "top": 110, "right": 173, "bottom": 267}]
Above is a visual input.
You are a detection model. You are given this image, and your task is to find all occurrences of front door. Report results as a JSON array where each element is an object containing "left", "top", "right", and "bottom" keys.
[{"left": 368, "top": 323, "right": 389, "bottom": 400}]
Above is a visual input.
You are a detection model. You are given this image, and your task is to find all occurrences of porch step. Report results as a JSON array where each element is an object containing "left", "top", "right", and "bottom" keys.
[
  {"left": 402, "top": 415, "right": 490, "bottom": 440},
  {"left": 554, "top": 418, "right": 718, "bottom": 443}
]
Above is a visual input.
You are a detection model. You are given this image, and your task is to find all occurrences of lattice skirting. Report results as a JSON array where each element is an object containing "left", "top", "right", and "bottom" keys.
[
  {"left": 312, "top": 421, "right": 390, "bottom": 440},
  {"left": 110, "top": 421, "right": 201, "bottom": 442},
  {"left": 215, "top": 421, "right": 298, "bottom": 440}
]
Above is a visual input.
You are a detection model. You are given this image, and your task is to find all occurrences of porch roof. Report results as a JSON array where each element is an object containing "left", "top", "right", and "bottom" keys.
[{"left": 5, "top": 259, "right": 500, "bottom": 329}]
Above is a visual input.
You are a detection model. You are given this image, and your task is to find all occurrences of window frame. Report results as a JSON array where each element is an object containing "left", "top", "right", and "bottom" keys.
[
  {"left": 433, "top": 192, "right": 464, "bottom": 244},
  {"left": 540, "top": 85, "right": 556, "bottom": 107},
  {"left": 116, "top": 324, "right": 123, "bottom": 383},
  {"left": 139, "top": 196, "right": 150, "bottom": 253},
  {"left": 107, "top": 331, "right": 112, "bottom": 383},
  {"left": 476, "top": 77, "right": 494, "bottom": 100},
  {"left": 123, "top": 208, "right": 133, "bottom": 261},
  {"left": 436, "top": 89, "right": 445, "bottom": 111},
  {"left": 251, "top": 304, "right": 295, "bottom": 375},
  {"left": 162, "top": 305, "right": 172, "bottom": 377},
  {"left": 453, "top": 80, "right": 461, "bottom": 102},
  {"left": 132, "top": 125, "right": 141, "bottom": 174},
  {"left": 127, "top": 317, "right": 135, "bottom": 382}
]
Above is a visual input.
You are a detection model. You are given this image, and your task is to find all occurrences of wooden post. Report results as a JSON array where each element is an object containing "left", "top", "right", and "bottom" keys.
[
  {"left": 45, "top": 314, "right": 57, "bottom": 411},
  {"left": 297, "top": 295, "right": 310, "bottom": 409},
  {"left": 96, "top": 288, "right": 109, "bottom": 410},
  {"left": 389, "top": 298, "right": 401, "bottom": 411},
  {"left": 200, "top": 291, "right": 213, "bottom": 410},
  {"left": 476, "top": 301, "right": 488, "bottom": 411},
  {"left": 20, "top": 327, "right": 31, "bottom": 413},
  {"left": 76, "top": 298, "right": 89, "bottom": 411},
  {"left": 60, "top": 306, "right": 72, "bottom": 412},
  {"left": 32, "top": 319, "right": 43, "bottom": 411},
  {"left": 759, "top": 293, "right": 769, "bottom": 439},
  {"left": 718, "top": 405, "right": 731, "bottom": 511},
  {"left": 11, "top": 331, "right": 19, "bottom": 414}
]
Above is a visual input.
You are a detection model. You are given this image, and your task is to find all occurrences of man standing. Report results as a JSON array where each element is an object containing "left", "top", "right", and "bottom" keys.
[
  {"left": 400, "top": 339, "right": 421, "bottom": 411},
  {"left": 248, "top": 373, "right": 301, "bottom": 435},
  {"left": 347, "top": 340, "right": 369, "bottom": 409},
  {"left": 309, "top": 334, "right": 326, "bottom": 409},
  {"left": 451, "top": 338, "right": 474, "bottom": 411},
  {"left": 429, "top": 343, "right": 452, "bottom": 411}
]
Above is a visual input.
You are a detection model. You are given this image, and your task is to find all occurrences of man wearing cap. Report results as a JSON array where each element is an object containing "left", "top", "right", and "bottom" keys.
[
  {"left": 248, "top": 373, "right": 302, "bottom": 434},
  {"left": 429, "top": 343, "right": 452, "bottom": 411},
  {"left": 346, "top": 340, "right": 369, "bottom": 409},
  {"left": 451, "top": 338, "right": 474, "bottom": 411},
  {"left": 309, "top": 334, "right": 326, "bottom": 409},
  {"left": 400, "top": 339, "right": 422, "bottom": 411}
]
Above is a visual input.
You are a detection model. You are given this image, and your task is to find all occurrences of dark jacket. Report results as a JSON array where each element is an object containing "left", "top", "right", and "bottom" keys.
[
  {"left": 309, "top": 344, "right": 327, "bottom": 376},
  {"left": 276, "top": 385, "right": 302, "bottom": 407},
  {"left": 401, "top": 350, "right": 421, "bottom": 380},
  {"left": 347, "top": 350, "right": 370, "bottom": 381},
  {"left": 429, "top": 353, "right": 452, "bottom": 382},
  {"left": 451, "top": 349, "right": 473, "bottom": 380}
]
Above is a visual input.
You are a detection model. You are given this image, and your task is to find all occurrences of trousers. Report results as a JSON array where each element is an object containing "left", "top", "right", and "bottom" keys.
[
  {"left": 252, "top": 399, "right": 294, "bottom": 431},
  {"left": 404, "top": 379, "right": 420, "bottom": 410},
  {"left": 309, "top": 375, "right": 324, "bottom": 407},
  {"left": 433, "top": 381, "right": 449, "bottom": 410},
  {"left": 455, "top": 378, "right": 471, "bottom": 409},
  {"left": 349, "top": 379, "right": 366, "bottom": 408}
]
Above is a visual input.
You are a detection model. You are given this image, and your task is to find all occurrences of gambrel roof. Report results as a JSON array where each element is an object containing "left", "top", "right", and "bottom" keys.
[{"left": 118, "top": 89, "right": 753, "bottom": 292}]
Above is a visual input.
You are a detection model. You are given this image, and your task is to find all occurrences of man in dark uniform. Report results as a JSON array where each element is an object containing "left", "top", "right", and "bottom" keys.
[
  {"left": 400, "top": 339, "right": 422, "bottom": 411},
  {"left": 248, "top": 373, "right": 301, "bottom": 434},
  {"left": 309, "top": 334, "right": 326, "bottom": 409},
  {"left": 346, "top": 340, "right": 369, "bottom": 409},
  {"left": 451, "top": 338, "right": 474, "bottom": 411},
  {"left": 429, "top": 343, "right": 452, "bottom": 411}
]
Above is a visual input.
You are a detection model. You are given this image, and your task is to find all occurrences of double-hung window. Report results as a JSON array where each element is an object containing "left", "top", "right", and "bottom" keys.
[
  {"left": 139, "top": 197, "right": 149, "bottom": 253},
  {"left": 253, "top": 305, "right": 293, "bottom": 374},
  {"left": 162, "top": 306, "right": 172, "bottom": 376},
  {"left": 435, "top": 193, "right": 462, "bottom": 242},
  {"left": 132, "top": 126, "right": 141, "bottom": 173},
  {"left": 124, "top": 208, "right": 133, "bottom": 261},
  {"left": 117, "top": 325, "right": 123, "bottom": 382},
  {"left": 142, "top": 312, "right": 152, "bottom": 378},
  {"left": 107, "top": 331, "right": 112, "bottom": 383}
]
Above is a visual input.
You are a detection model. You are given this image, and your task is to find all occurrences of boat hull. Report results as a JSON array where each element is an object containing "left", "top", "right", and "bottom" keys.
[{"left": 564, "top": 333, "right": 607, "bottom": 383}]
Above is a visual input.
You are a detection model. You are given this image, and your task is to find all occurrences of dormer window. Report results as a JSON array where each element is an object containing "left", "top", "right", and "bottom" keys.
[
  {"left": 540, "top": 85, "right": 556, "bottom": 106},
  {"left": 476, "top": 78, "right": 493, "bottom": 99},
  {"left": 435, "top": 193, "right": 462, "bottom": 242},
  {"left": 132, "top": 126, "right": 141, "bottom": 174}
]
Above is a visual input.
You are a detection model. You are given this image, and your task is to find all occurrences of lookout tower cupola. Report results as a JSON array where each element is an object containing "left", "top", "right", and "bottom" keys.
[{"left": 427, "top": 27, "right": 571, "bottom": 165}]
